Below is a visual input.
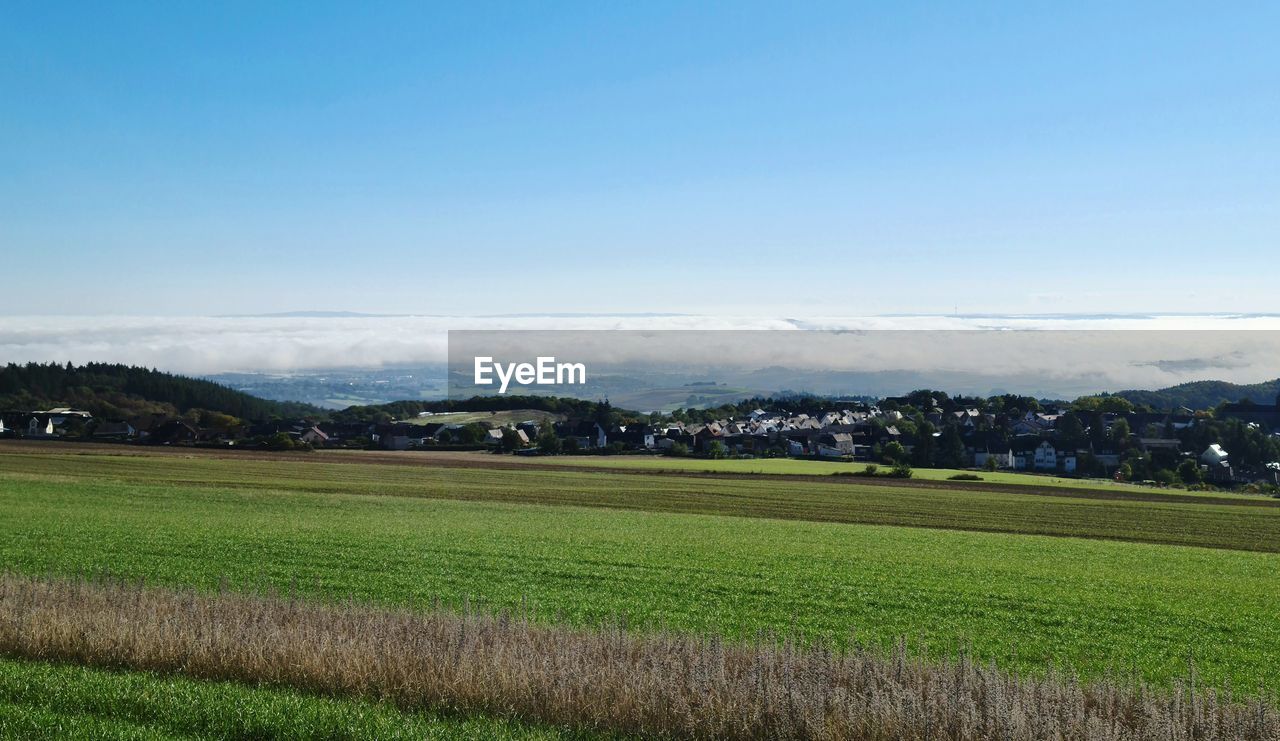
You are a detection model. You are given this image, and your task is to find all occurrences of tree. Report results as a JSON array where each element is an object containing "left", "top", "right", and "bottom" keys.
[
  {"left": 937, "top": 425, "right": 966, "bottom": 468},
  {"left": 881, "top": 441, "right": 907, "bottom": 464},
  {"left": 667, "top": 441, "right": 689, "bottom": 457},
  {"left": 1110, "top": 418, "right": 1131, "bottom": 448},
  {"left": 1056, "top": 412, "right": 1085, "bottom": 442},
  {"left": 911, "top": 422, "right": 937, "bottom": 467},
  {"left": 984, "top": 456, "right": 999, "bottom": 472},
  {"left": 707, "top": 441, "right": 727, "bottom": 459},
  {"left": 500, "top": 428, "right": 524, "bottom": 452},
  {"left": 1177, "top": 458, "right": 1203, "bottom": 485},
  {"left": 536, "top": 428, "right": 562, "bottom": 455}
]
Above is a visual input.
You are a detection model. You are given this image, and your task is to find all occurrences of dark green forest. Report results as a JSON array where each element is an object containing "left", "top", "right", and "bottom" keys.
[
  {"left": 0, "top": 363, "right": 322, "bottom": 421},
  {"left": 1116, "top": 379, "right": 1280, "bottom": 411}
]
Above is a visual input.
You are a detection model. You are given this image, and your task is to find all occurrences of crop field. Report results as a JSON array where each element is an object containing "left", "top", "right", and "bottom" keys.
[
  {"left": 0, "top": 446, "right": 1276, "bottom": 553},
  {"left": 400, "top": 409, "right": 561, "bottom": 427},
  {"left": 507, "top": 453, "right": 1198, "bottom": 493},
  {"left": 0, "top": 657, "right": 586, "bottom": 740},
  {"left": 1, "top": 443, "right": 1279, "bottom": 698}
]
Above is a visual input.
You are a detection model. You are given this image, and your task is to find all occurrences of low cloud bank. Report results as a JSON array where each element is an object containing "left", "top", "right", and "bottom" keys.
[{"left": 1, "top": 314, "right": 1278, "bottom": 394}]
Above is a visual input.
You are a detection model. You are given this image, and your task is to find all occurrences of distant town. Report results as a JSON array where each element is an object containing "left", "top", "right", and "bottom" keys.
[{"left": 4, "top": 363, "right": 1279, "bottom": 492}]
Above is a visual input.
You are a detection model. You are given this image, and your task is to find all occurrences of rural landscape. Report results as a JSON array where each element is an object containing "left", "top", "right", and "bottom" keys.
[
  {"left": 2, "top": 361, "right": 1280, "bottom": 738},
  {"left": 7, "top": 2, "right": 1279, "bottom": 738}
]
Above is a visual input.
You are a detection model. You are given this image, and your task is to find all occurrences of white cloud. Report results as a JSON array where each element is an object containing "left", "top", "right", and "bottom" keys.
[{"left": 1, "top": 314, "right": 1278, "bottom": 393}]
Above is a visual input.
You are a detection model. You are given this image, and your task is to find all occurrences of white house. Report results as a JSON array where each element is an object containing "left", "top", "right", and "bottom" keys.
[
  {"left": 1201, "top": 444, "right": 1229, "bottom": 466},
  {"left": 1014, "top": 440, "right": 1076, "bottom": 472},
  {"left": 27, "top": 416, "right": 54, "bottom": 436},
  {"left": 974, "top": 447, "right": 1014, "bottom": 469}
]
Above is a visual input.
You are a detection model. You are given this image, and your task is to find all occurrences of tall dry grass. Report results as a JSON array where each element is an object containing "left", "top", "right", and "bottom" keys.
[{"left": 0, "top": 572, "right": 1275, "bottom": 740}]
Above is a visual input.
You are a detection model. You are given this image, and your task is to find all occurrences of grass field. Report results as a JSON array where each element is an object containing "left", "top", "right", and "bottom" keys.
[
  {"left": 399, "top": 409, "right": 561, "bottom": 427},
  {"left": 0, "top": 657, "right": 589, "bottom": 740},
  {"left": 1, "top": 445, "right": 1278, "bottom": 692},
  {"left": 1, "top": 448, "right": 1275, "bottom": 552},
  {"left": 8, "top": 573, "right": 1272, "bottom": 741},
  {"left": 512, "top": 453, "right": 1201, "bottom": 493}
]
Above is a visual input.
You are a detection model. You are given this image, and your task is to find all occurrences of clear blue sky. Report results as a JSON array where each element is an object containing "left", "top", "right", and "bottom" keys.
[{"left": 3, "top": 2, "right": 1277, "bottom": 316}]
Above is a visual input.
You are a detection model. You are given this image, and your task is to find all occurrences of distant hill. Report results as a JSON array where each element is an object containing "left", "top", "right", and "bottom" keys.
[
  {"left": 0, "top": 362, "right": 324, "bottom": 421},
  {"left": 1115, "top": 378, "right": 1280, "bottom": 411},
  {"left": 332, "top": 395, "right": 640, "bottom": 424}
]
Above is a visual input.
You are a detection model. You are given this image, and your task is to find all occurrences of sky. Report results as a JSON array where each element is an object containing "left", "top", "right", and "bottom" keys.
[{"left": 2, "top": 1, "right": 1278, "bottom": 317}]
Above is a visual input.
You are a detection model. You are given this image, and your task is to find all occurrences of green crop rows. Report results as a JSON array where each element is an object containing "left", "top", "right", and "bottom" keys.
[
  {"left": 1, "top": 448, "right": 1278, "bottom": 692},
  {"left": 0, "top": 657, "right": 596, "bottom": 740}
]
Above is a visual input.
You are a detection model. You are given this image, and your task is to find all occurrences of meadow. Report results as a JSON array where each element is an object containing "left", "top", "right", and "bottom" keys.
[
  {"left": 509, "top": 453, "right": 1211, "bottom": 493},
  {"left": 0, "top": 657, "right": 583, "bottom": 740},
  {"left": 399, "top": 409, "right": 561, "bottom": 427},
  {"left": 0, "top": 447, "right": 1275, "bottom": 553},
  {"left": 1, "top": 444, "right": 1278, "bottom": 694}
]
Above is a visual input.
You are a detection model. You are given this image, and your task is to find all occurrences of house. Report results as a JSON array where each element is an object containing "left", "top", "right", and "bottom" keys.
[
  {"left": 298, "top": 426, "right": 329, "bottom": 446},
  {"left": 26, "top": 415, "right": 55, "bottom": 437},
  {"left": 1200, "top": 444, "right": 1232, "bottom": 481},
  {"left": 92, "top": 420, "right": 136, "bottom": 439},
  {"left": 1012, "top": 438, "right": 1076, "bottom": 472},
  {"left": 972, "top": 445, "right": 1014, "bottom": 469},
  {"left": 1090, "top": 447, "right": 1122, "bottom": 469},
  {"left": 1201, "top": 443, "right": 1230, "bottom": 466},
  {"left": 318, "top": 421, "right": 375, "bottom": 444},
  {"left": 559, "top": 420, "right": 607, "bottom": 449},
  {"left": 953, "top": 409, "right": 983, "bottom": 429},
  {"left": 128, "top": 413, "right": 169, "bottom": 441},
  {"left": 149, "top": 419, "right": 201, "bottom": 445},
  {"left": 374, "top": 422, "right": 429, "bottom": 450},
  {"left": 815, "top": 432, "right": 853, "bottom": 458},
  {"left": 613, "top": 424, "right": 656, "bottom": 449},
  {"left": 1009, "top": 418, "right": 1050, "bottom": 436}
]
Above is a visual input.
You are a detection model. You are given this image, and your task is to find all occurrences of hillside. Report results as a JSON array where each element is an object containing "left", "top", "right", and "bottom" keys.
[
  {"left": 0, "top": 362, "right": 323, "bottom": 421},
  {"left": 1115, "top": 378, "right": 1280, "bottom": 411}
]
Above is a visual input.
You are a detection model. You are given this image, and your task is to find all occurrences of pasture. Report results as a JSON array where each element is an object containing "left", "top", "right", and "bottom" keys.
[
  {"left": 1, "top": 443, "right": 1278, "bottom": 692},
  {"left": 399, "top": 409, "right": 561, "bottom": 427},
  {"left": 0, "top": 657, "right": 584, "bottom": 740}
]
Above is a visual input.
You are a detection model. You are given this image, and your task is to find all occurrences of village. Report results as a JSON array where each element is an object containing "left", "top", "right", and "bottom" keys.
[{"left": 6, "top": 389, "right": 1280, "bottom": 490}]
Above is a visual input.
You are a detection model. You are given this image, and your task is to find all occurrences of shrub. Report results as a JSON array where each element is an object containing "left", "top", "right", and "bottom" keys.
[
  {"left": 947, "top": 473, "right": 983, "bottom": 481},
  {"left": 889, "top": 463, "right": 914, "bottom": 479}
]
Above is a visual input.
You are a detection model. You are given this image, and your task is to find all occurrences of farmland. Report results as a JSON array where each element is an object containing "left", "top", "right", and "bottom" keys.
[
  {"left": 1, "top": 443, "right": 1279, "bottom": 697},
  {"left": 0, "top": 657, "right": 584, "bottom": 740},
  {"left": 1, "top": 446, "right": 1276, "bottom": 553},
  {"left": 398, "top": 409, "right": 561, "bottom": 427},
  {"left": 508, "top": 453, "right": 1194, "bottom": 493}
]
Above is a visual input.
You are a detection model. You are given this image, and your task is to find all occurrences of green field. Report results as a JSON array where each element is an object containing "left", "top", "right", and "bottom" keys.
[
  {"left": 400, "top": 409, "right": 561, "bottom": 427},
  {"left": 1, "top": 449, "right": 1274, "bottom": 552},
  {"left": 513, "top": 453, "right": 1199, "bottom": 493},
  {"left": 0, "top": 657, "right": 591, "bottom": 740},
  {"left": 1, "top": 445, "right": 1278, "bottom": 692}
]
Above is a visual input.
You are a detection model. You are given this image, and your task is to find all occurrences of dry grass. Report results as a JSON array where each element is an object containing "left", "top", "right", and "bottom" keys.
[{"left": 1, "top": 572, "right": 1276, "bottom": 741}]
